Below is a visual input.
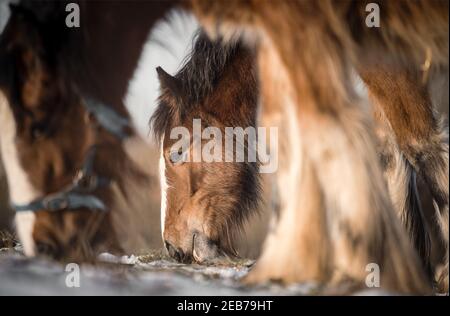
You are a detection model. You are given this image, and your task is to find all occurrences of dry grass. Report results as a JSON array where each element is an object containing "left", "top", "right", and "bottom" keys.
[{"left": 0, "top": 230, "right": 17, "bottom": 249}]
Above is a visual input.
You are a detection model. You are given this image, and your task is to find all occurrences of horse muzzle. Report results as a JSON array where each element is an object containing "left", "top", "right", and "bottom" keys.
[{"left": 164, "top": 232, "right": 233, "bottom": 265}]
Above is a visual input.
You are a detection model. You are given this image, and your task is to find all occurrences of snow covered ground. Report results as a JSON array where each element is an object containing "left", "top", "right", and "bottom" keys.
[
  {"left": 0, "top": 248, "right": 321, "bottom": 296},
  {"left": 0, "top": 245, "right": 400, "bottom": 296}
]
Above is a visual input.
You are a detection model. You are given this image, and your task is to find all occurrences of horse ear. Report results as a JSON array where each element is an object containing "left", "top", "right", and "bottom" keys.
[
  {"left": 3, "top": 7, "right": 48, "bottom": 110},
  {"left": 8, "top": 3, "right": 40, "bottom": 23},
  {"left": 9, "top": 1, "right": 66, "bottom": 25},
  {"left": 8, "top": 3, "right": 22, "bottom": 14},
  {"left": 156, "top": 66, "right": 183, "bottom": 99}
]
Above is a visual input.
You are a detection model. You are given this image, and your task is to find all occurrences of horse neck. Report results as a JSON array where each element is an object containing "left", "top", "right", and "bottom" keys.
[
  {"left": 71, "top": 1, "right": 176, "bottom": 111},
  {"left": 108, "top": 136, "right": 161, "bottom": 253},
  {"left": 69, "top": 1, "right": 176, "bottom": 252}
]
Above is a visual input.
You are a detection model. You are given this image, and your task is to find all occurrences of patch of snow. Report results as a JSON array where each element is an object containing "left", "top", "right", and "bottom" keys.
[
  {"left": 124, "top": 10, "right": 199, "bottom": 141},
  {"left": 0, "top": 250, "right": 398, "bottom": 296},
  {"left": 98, "top": 253, "right": 138, "bottom": 265}
]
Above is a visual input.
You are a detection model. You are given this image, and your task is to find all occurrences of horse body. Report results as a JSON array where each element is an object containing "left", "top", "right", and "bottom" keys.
[
  {"left": 189, "top": 0, "right": 448, "bottom": 293},
  {"left": 362, "top": 64, "right": 449, "bottom": 291},
  {"left": 0, "top": 2, "right": 164, "bottom": 260}
]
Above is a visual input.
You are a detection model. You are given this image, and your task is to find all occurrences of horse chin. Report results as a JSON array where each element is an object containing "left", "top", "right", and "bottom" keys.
[{"left": 192, "top": 233, "right": 235, "bottom": 266}]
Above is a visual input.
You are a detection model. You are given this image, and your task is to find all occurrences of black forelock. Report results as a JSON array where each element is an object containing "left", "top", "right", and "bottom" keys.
[
  {"left": 150, "top": 29, "right": 243, "bottom": 144},
  {"left": 176, "top": 30, "right": 241, "bottom": 106}
]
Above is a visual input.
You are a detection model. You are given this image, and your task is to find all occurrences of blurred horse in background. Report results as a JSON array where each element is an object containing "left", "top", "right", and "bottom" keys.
[{"left": 0, "top": 1, "right": 166, "bottom": 260}]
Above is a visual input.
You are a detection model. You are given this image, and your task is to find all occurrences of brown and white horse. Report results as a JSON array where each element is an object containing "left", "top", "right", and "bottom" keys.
[
  {"left": 151, "top": 31, "right": 261, "bottom": 263},
  {"left": 1, "top": 0, "right": 448, "bottom": 294},
  {"left": 151, "top": 30, "right": 441, "bottom": 292},
  {"left": 152, "top": 0, "right": 449, "bottom": 294},
  {"left": 191, "top": 0, "right": 448, "bottom": 294},
  {"left": 0, "top": 2, "right": 165, "bottom": 261}
]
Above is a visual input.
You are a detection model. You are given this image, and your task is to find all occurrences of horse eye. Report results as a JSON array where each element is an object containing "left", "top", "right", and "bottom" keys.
[
  {"left": 31, "top": 123, "right": 47, "bottom": 140},
  {"left": 169, "top": 148, "right": 186, "bottom": 165}
]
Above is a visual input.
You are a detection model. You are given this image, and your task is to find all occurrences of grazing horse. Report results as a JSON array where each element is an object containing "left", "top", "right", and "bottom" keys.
[
  {"left": 151, "top": 32, "right": 260, "bottom": 263},
  {"left": 0, "top": 2, "right": 165, "bottom": 260},
  {"left": 151, "top": 0, "right": 447, "bottom": 293},
  {"left": 1, "top": 0, "right": 447, "bottom": 294},
  {"left": 152, "top": 26, "right": 447, "bottom": 293},
  {"left": 188, "top": 0, "right": 448, "bottom": 294}
]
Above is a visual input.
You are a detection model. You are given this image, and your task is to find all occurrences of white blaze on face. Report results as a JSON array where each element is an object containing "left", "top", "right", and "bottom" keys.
[
  {"left": 0, "top": 93, "right": 40, "bottom": 256},
  {"left": 159, "top": 138, "right": 168, "bottom": 239}
]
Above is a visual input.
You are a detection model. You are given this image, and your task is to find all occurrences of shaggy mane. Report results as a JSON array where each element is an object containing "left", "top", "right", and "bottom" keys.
[{"left": 150, "top": 30, "right": 243, "bottom": 143}]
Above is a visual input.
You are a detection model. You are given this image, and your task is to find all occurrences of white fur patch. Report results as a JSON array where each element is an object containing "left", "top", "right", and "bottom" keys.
[
  {"left": 159, "top": 139, "right": 168, "bottom": 239},
  {"left": 124, "top": 10, "right": 198, "bottom": 140},
  {"left": 14, "top": 212, "right": 37, "bottom": 256},
  {"left": 0, "top": 93, "right": 40, "bottom": 256}
]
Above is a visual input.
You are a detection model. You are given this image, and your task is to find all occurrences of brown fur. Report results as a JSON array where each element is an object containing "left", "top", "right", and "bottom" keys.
[
  {"left": 151, "top": 32, "right": 260, "bottom": 263},
  {"left": 189, "top": 0, "right": 449, "bottom": 294},
  {"left": 0, "top": 2, "right": 162, "bottom": 261},
  {"left": 1, "top": 0, "right": 446, "bottom": 294},
  {"left": 361, "top": 64, "right": 449, "bottom": 287}
]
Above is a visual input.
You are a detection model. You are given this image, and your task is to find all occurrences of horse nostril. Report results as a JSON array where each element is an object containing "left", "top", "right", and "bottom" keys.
[
  {"left": 191, "top": 233, "right": 228, "bottom": 264},
  {"left": 164, "top": 241, "right": 184, "bottom": 262}
]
